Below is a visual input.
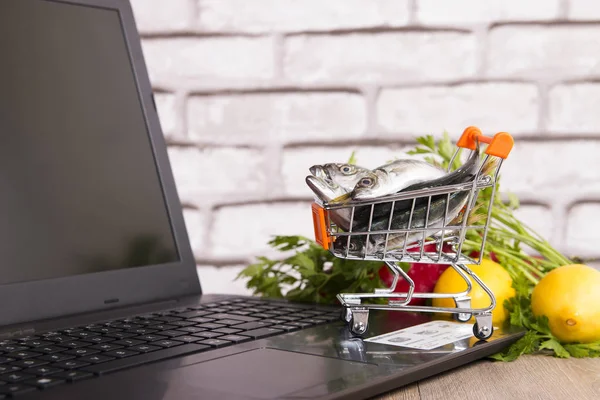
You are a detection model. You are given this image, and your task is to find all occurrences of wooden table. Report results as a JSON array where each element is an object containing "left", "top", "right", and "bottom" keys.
[{"left": 374, "top": 355, "right": 600, "bottom": 400}]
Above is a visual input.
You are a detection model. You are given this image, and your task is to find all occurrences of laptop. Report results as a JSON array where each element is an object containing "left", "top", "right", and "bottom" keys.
[{"left": 0, "top": 0, "right": 524, "bottom": 399}]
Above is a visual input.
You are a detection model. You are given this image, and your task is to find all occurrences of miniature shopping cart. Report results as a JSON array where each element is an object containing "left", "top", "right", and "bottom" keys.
[{"left": 310, "top": 126, "right": 514, "bottom": 341}]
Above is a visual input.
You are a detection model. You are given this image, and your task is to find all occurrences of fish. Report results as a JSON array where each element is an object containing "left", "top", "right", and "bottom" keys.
[
  {"left": 350, "top": 159, "right": 447, "bottom": 201},
  {"left": 309, "top": 163, "right": 372, "bottom": 193},
  {"left": 330, "top": 159, "right": 446, "bottom": 204},
  {"left": 334, "top": 142, "right": 484, "bottom": 256}
]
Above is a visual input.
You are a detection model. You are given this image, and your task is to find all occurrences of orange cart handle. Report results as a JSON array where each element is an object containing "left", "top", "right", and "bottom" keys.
[{"left": 456, "top": 126, "right": 514, "bottom": 159}]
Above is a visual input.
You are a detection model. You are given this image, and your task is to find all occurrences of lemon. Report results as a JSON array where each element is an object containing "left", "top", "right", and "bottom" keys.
[
  {"left": 531, "top": 264, "right": 600, "bottom": 343},
  {"left": 432, "top": 259, "right": 515, "bottom": 326}
]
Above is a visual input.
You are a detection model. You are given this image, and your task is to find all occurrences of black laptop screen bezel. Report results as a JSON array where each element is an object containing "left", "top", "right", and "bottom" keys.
[{"left": 0, "top": 0, "right": 201, "bottom": 328}]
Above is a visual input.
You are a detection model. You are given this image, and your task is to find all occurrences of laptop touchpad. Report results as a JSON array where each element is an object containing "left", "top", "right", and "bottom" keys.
[{"left": 164, "top": 348, "right": 377, "bottom": 399}]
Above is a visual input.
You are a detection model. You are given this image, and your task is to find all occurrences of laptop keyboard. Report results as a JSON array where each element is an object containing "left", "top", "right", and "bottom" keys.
[{"left": 0, "top": 298, "right": 339, "bottom": 397}]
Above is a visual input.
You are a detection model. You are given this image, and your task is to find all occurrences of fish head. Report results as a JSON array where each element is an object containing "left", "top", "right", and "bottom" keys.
[
  {"left": 322, "top": 163, "right": 371, "bottom": 192},
  {"left": 351, "top": 170, "right": 389, "bottom": 201},
  {"left": 305, "top": 175, "right": 344, "bottom": 203}
]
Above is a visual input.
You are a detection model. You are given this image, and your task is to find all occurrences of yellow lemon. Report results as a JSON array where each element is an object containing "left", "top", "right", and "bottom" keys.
[
  {"left": 531, "top": 264, "right": 600, "bottom": 343},
  {"left": 432, "top": 259, "right": 515, "bottom": 326}
]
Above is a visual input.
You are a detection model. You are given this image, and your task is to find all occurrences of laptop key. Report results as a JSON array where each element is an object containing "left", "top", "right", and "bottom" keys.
[
  {"left": 0, "top": 372, "right": 35, "bottom": 383},
  {"left": 187, "top": 317, "right": 214, "bottom": 324},
  {"left": 81, "top": 344, "right": 210, "bottom": 375},
  {"left": 194, "top": 323, "right": 225, "bottom": 330},
  {"left": 24, "top": 376, "right": 65, "bottom": 389},
  {"left": 61, "top": 341, "right": 90, "bottom": 349},
  {"left": 88, "top": 327, "right": 122, "bottom": 334},
  {"left": 128, "top": 345, "right": 161, "bottom": 353},
  {"left": 275, "top": 316, "right": 302, "bottom": 322},
  {"left": 34, "top": 346, "right": 67, "bottom": 354},
  {"left": 10, "top": 359, "right": 49, "bottom": 369},
  {"left": 24, "top": 366, "right": 63, "bottom": 377},
  {"left": 39, "top": 354, "right": 75, "bottom": 363},
  {"left": 46, "top": 335, "right": 72, "bottom": 343},
  {"left": 78, "top": 355, "right": 116, "bottom": 364},
  {"left": 103, "top": 349, "right": 140, "bottom": 359},
  {"left": 106, "top": 332, "right": 137, "bottom": 339},
  {"left": 216, "top": 335, "right": 252, "bottom": 344},
  {"left": 89, "top": 343, "right": 124, "bottom": 352},
  {"left": 249, "top": 313, "right": 275, "bottom": 319},
  {"left": 0, "top": 346, "right": 27, "bottom": 353},
  {"left": 299, "top": 318, "right": 329, "bottom": 325},
  {"left": 135, "top": 335, "right": 167, "bottom": 342},
  {"left": 147, "top": 324, "right": 177, "bottom": 331},
  {"left": 6, "top": 351, "right": 42, "bottom": 360},
  {"left": 150, "top": 340, "right": 183, "bottom": 348},
  {"left": 158, "top": 331, "right": 187, "bottom": 338},
  {"left": 21, "top": 340, "right": 52, "bottom": 348},
  {"left": 207, "top": 314, "right": 258, "bottom": 322},
  {"left": 230, "top": 321, "right": 273, "bottom": 331},
  {"left": 261, "top": 319, "right": 285, "bottom": 325},
  {"left": 195, "top": 339, "right": 232, "bottom": 348},
  {"left": 286, "top": 321, "right": 314, "bottom": 329},
  {"left": 212, "top": 328, "right": 242, "bottom": 335},
  {"left": 0, "top": 358, "right": 15, "bottom": 365},
  {"left": 153, "top": 316, "right": 182, "bottom": 323},
  {"left": 0, "top": 366, "right": 21, "bottom": 374},
  {"left": 52, "top": 360, "right": 91, "bottom": 370},
  {"left": 126, "top": 328, "right": 157, "bottom": 335},
  {"left": 169, "top": 321, "right": 195, "bottom": 327},
  {"left": 238, "top": 328, "right": 284, "bottom": 339},
  {"left": 270, "top": 325, "right": 300, "bottom": 332},
  {"left": 81, "top": 336, "right": 115, "bottom": 344},
  {"left": 110, "top": 339, "right": 144, "bottom": 347},
  {"left": 64, "top": 348, "right": 100, "bottom": 357},
  {"left": 68, "top": 332, "right": 99, "bottom": 339},
  {"left": 176, "top": 327, "right": 206, "bottom": 334},
  {"left": 172, "top": 336, "right": 200, "bottom": 343},
  {"left": 52, "top": 370, "right": 94, "bottom": 382},
  {"left": 0, "top": 383, "right": 37, "bottom": 396},
  {"left": 190, "top": 332, "right": 222, "bottom": 339},
  {"left": 177, "top": 310, "right": 212, "bottom": 318}
]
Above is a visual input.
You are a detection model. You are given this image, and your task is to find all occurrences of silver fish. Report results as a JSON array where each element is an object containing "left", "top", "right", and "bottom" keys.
[
  {"left": 305, "top": 175, "right": 366, "bottom": 232},
  {"left": 309, "top": 163, "right": 372, "bottom": 192},
  {"left": 352, "top": 159, "right": 446, "bottom": 202},
  {"left": 335, "top": 143, "right": 483, "bottom": 256}
]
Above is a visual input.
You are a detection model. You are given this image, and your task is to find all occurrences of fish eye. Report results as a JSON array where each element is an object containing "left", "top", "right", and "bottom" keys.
[
  {"left": 340, "top": 165, "right": 354, "bottom": 175},
  {"left": 359, "top": 178, "right": 373, "bottom": 187}
]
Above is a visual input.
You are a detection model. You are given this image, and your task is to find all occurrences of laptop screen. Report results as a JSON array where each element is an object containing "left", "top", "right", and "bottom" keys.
[{"left": 0, "top": 0, "right": 179, "bottom": 285}]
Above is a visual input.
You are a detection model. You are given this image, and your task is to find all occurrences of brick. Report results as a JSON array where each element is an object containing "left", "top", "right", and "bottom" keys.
[
  {"left": 566, "top": 203, "right": 600, "bottom": 258},
  {"left": 499, "top": 141, "right": 600, "bottom": 200},
  {"left": 142, "top": 38, "right": 274, "bottom": 82},
  {"left": 569, "top": 0, "right": 600, "bottom": 20},
  {"left": 416, "top": 0, "right": 560, "bottom": 24},
  {"left": 167, "top": 146, "right": 266, "bottom": 205},
  {"left": 130, "top": 0, "right": 193, "bottom": 33},
  {"left": 196, "top": 265, "right": 254, "bottom": 295},
  {"left": 377, "top": 83, "right": 539, "bottom": 136},
  {"left": 183, "top": 209, "right": 208, "bottom": 259},
  {"left": 187, "top": 93, "right": 367, "bottom": 141},
  {"left": 512, "top": 205, "right": 555, "bottom": 244},
  {"left": 210, "top": 202, "right": 315, "bottom": 258},
  {"left": 198, "top": 0, "right": 409, "bottom": 32},
  {"left": 488, "top": 26, "right": 600, "bottom": 77},
  {"left": 284, "top": 32, "right": 476, "bottom": 83},
  {"left": 154, "top": 93, "right": 178, "bottom": 138},
  {"left": 282, "top": 146, "right": 411, "bottom": 197},
  {"left": 548, "top": 84, "right": 600, "bottom": 133}
]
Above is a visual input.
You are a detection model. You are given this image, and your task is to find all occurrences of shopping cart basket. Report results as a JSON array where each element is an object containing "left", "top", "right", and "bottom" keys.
[{"left": 310, "top": 126, "right": 514, "bottom": 340}]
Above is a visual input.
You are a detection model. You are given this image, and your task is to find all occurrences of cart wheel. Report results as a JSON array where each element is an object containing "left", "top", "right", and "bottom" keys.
[
  {"left": 473, "top": 322, "right": 494, "bottom": 340},
  {"left": 454, "top": 312, "right": 472, "bottom": 323},
  {"left": 348, "top": 309, "right": 369, "bottom": 337},
  {"left": 349, "top": 317, "right": 368, "bottom": 336}
]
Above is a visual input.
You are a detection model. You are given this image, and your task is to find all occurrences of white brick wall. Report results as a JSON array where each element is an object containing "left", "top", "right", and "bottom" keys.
[{"left": 129, "top": 0, "right": 600, "bottom": 292}]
